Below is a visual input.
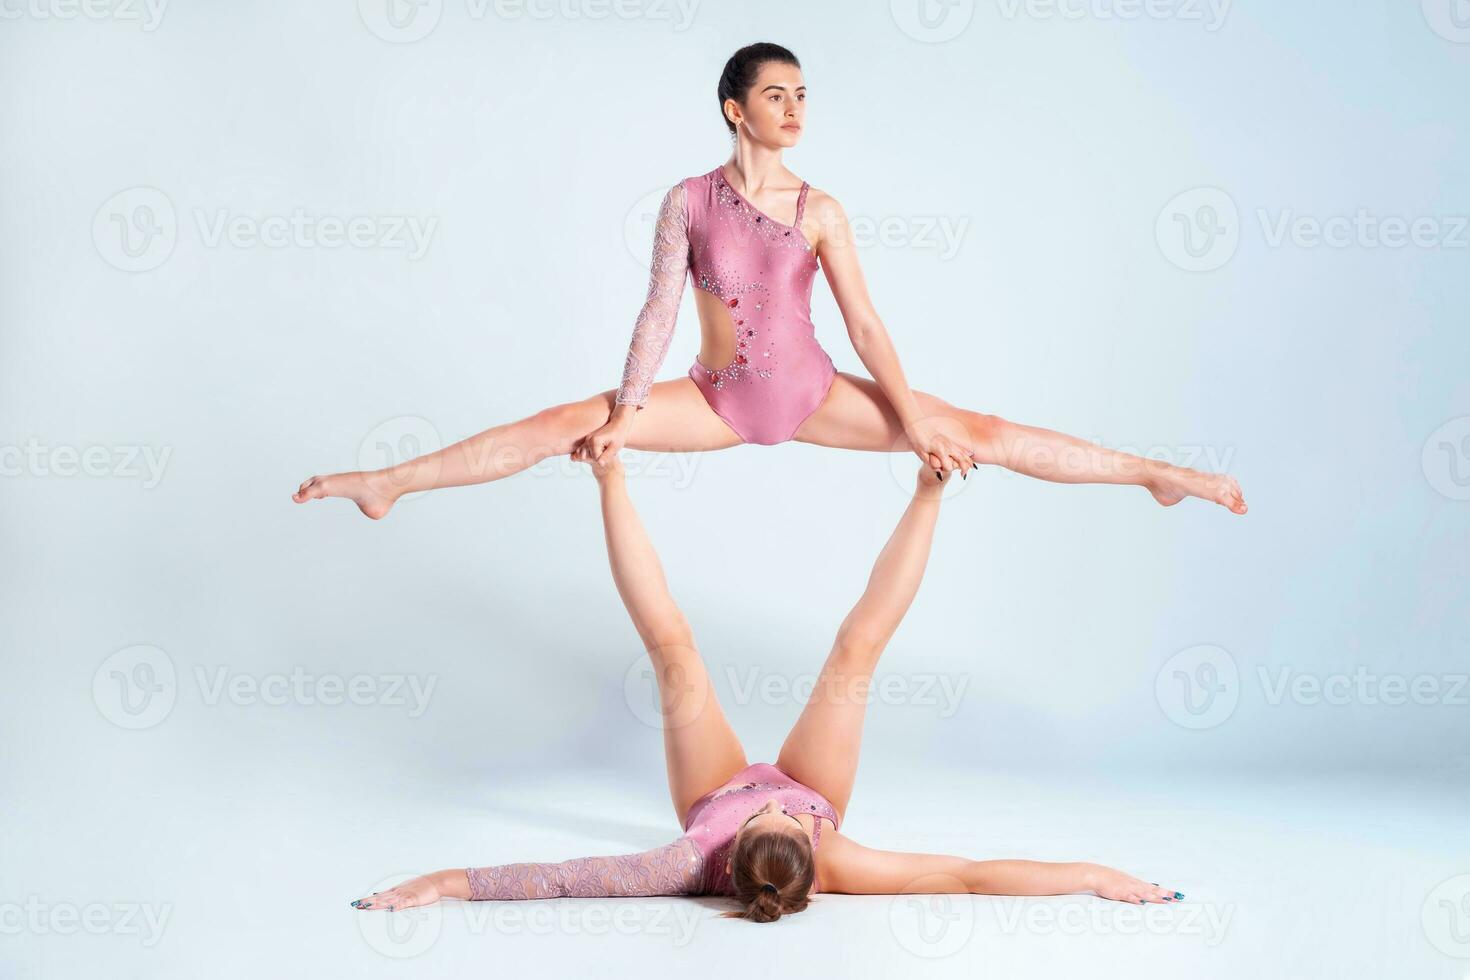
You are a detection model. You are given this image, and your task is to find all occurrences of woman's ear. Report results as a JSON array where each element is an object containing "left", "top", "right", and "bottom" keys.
[{"left": 724, "top": 859, "right": 731, "bottom": 874}]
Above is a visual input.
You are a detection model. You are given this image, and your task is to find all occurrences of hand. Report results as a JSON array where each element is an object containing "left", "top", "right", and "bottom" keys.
[
  {"left": 351, "top": 874, "right": 441, "bottom": 912},
  {"left": 573, "top": 411, "right": 633, "bottom": 465},
  {"left": 904, "top": 418, "right": 975, "bottom": 481},
  {"left": 1086, "top": 865, "right": 1184, "bottom": 905}
]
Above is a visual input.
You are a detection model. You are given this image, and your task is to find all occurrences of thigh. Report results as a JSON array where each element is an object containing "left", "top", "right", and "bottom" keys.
[
  {"left": 773, "top": 646, "right": 875, "bottom": 824},
  {"left": 643, "top": 641, "right": 749, "bottom": 825},
  {"left": 791, "top": 372, "right": 967, "bottom": 451},
  {"left": 589, "top": 378, "right": 744, "bottom": 453}
]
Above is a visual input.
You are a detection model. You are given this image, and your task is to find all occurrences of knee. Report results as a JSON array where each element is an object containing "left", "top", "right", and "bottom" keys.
[
  {"left": 961, "top": 409, "right": 1005, "bottom": 445},
  {"left": 535, "top": 397, "right": 607, "bottom": 449}
]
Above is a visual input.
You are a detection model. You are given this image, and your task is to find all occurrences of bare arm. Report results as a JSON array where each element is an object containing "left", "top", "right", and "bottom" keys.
[
  {"left": 811, "top": 191, "right": 971, "bottom": 476},
  {"left": 817, "top": 830, "right": 1182, "bottom": 904}
]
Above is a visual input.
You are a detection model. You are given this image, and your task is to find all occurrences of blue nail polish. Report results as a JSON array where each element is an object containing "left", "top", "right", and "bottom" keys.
[{"left": 1174, "top": 892, "right": 1184, "bottom": 899}]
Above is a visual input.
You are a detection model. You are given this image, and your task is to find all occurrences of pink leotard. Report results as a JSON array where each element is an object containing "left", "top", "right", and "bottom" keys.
[
  {"left": 464, "top": 764, "right": 839, "bottom": 900},
  {"left": 616, "top": 166, "right": 838, "bottom": 445}
]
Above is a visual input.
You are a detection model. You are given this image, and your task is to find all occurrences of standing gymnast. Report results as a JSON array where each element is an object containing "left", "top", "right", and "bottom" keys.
[
  {"left": 350, "top": 458, "right": 1183, "bottom": 921},
  {"left": 295, "top": 42, "right": 1246, "bottom": 520}
]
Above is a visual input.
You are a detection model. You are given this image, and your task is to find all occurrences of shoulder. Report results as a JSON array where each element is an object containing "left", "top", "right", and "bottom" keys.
[{"left": 801, "top": 184, "right": 847, "bottom": 224}]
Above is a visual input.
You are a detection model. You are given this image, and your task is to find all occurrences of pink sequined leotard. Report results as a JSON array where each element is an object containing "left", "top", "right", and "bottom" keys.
[
  {"left": 464, "top": 764, "right": 839, "bottom": 900},
  {"left": 616, "top": 165, "right": 838, "bottom": 446}
]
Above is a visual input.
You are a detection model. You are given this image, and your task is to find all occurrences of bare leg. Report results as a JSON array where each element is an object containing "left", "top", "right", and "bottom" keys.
[
  {"left": 794, "top": 372, "right": 1247, "bottom": 514},
  {"left": 291, "top": 378, "right": 741, "bottom": 519},
  {"left": 590, "top": 454, "right": 748, "bottom": 824},
  {"left": 775, "top": 465, "right": 947, "bottom": 823}
]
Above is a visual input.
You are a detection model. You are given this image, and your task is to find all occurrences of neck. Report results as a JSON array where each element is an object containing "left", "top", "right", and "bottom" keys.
[{"left": 724, "top": 140, "right": 788, "bottom": 194}]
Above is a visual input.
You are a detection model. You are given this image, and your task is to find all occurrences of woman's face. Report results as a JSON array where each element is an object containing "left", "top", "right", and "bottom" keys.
[
  {"left": 728, "top": 62, "right": 806, "bottom": 147},
  {"left": 735, "top": 798, "right": 806, "bottom": 843}
]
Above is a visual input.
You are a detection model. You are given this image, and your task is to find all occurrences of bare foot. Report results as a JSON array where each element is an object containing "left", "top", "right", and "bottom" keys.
[
  {"left": 291, "top": 471, "right": 399, "bottom": 520},
  {"left": 1147, "top": 467, "right": 1248, "bottom": 514}
]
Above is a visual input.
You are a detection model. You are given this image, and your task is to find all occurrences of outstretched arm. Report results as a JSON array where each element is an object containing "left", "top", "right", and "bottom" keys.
[
  {"left": 350, "top": 838, "right": 704, "bottom": 910},
  {"left": 811, "top": 190, "right": 972, "bottom": 477},
  {"left": 817, "top": 831, "right": 1182, "bottom": 904}
]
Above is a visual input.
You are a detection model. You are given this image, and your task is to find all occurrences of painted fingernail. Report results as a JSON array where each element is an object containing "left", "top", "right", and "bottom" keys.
[
  {"left": 1174, "top": 892, "right": 1184, "bottom": 899},
  {"left": 934, "top": 470, "right": 941, "bottom": 479}
]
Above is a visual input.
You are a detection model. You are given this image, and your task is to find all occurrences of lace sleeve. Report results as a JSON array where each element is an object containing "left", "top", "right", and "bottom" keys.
[
  {"left": 616, "top": 182, "right": 690, "bottom": 408},
  {"left": 465, "top": 837, "right": 703, "bottom": 900}
]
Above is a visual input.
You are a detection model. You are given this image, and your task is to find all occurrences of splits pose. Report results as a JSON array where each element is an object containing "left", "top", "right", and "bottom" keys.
[
  {"left": 292, "top": 43, "right": 1247, "bottom": 518},
  {"left": 349, "top": 458, "right": 1183, "bottom": 922}
]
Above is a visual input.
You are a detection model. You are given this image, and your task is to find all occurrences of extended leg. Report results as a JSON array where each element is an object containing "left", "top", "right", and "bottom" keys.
[
  {"left": 794, "top": 372, "right": 1247, "bottom": 514},
  {"left": 774, "top": 464, "right": 947, "bottom": 822},
  {"left": 292, "top": 377, "right": 742, "bottom": 519},
  {"left": 590, "top": 454, "right": 748, "bottom": 824}
]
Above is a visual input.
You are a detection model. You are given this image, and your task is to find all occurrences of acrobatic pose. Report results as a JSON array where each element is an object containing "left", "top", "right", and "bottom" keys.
[
  {"left": 349, "top": 458, "right": 1184, "bottom": 921},
  {"left": 294, "top": 42, "right": 1247, "bottom": 519}
]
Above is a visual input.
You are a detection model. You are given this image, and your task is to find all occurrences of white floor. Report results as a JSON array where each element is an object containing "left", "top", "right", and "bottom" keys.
[{"left": 7, "top": 752, "right": 1468, "bottom": 979}]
